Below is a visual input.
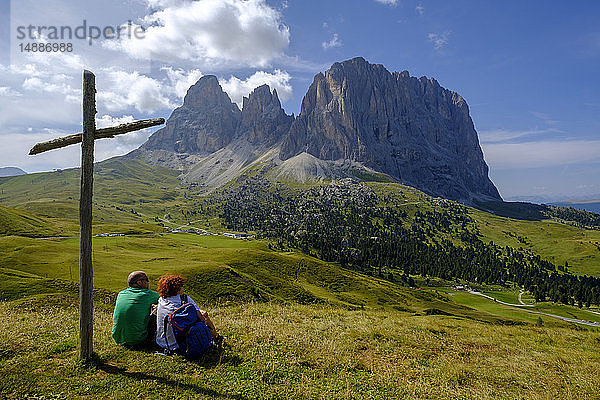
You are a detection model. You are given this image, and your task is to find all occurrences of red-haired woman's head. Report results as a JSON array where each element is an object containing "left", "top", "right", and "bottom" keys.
[{"left": 157, "top": 274, "right": 185, "bottom": 298}]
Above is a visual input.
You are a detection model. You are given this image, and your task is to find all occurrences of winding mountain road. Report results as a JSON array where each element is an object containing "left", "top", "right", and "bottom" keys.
[{"left": 467, "top": 290, "right": 600, "bottom": 327}]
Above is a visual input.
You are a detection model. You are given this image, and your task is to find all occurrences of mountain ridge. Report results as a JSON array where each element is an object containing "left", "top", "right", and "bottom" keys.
[
  {"left": 130, "top": 57, "right": 501, "bottom": 204},
  {"left": 280, "top": 57, "right": 500, "bottom": 203},
  {"left": 0, "top": 167, "right": 26, "bottom": 177}
]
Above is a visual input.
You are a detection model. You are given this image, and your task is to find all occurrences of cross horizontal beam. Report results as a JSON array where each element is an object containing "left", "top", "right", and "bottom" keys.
[{"left": 29, "top": 118, "right": 165, "bottom": 155}]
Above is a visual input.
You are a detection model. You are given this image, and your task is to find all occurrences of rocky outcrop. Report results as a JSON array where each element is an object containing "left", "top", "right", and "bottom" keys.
[
  {"left": 280, "top": 57, "right": 501, "bottom": 202},
  {"left": 237, "top": 84, "right": 293, "bottom": 147},
  {"left": 140, "top": 78, "right": 292, "bottom": 154},
  {"left": 141, "top": 75, "right": 241, "bottom": 154},
  {"left": 134, "top": 57, "right": 500, "bottom": 203}
]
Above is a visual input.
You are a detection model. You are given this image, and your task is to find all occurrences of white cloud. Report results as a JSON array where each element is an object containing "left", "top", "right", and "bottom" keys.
[
  {"left": 98, "top": 70, "right": 175, "bottom": 113},
  {"left": 479, "top": 128, "right": 561, "bottom": 144},
  {"left": 0, "top": 58, "right": 292, "bottom": 135},
  {"left": 374, "top": 0, "right": 398, "bottom": 6},
  {"left": 0, "top": 62, "right": 176, "bottom": 132},
  {"left": 0, "top": 131, "right": 81, "bottom": 173},
  {"left": 22, "top": 50, "right": 85, "bottom": 73},
  {"left": 10, "top": 32, "right": 86, "bottom": 74},
  {"left": 482, "top": 140, "right": 600, "bottom": 170},
  {"left": 1, "top": 115, "right": 158, "bottom": 173},
  {"left": 162, "top": 67, "right": 205, "bottom": 98},
  {"left": 0, "top": 84, "right": 81, "bottom": 130},
  {"left": 428, "top": 32, "right": 450, "bottom": 50},
  {"left": 219, "top": 69, "right": 292, "bottom": 107},
  {"left": 95, "top": 114, "right": 157, "bottom": 159},
  {"left": 96, "top": 114, "right": 136, "bottom": 128},
  {"left": 416, "top": 4, "right": 424, "bottom": 15},
  {"left": 22, "top": 76, "right": 81, "bottom": 104},
  {"left": 0, "top": 87, "right": 23, "bottom": 97},
  {"left": 322, "top": 33, "right": 342, "bottom": 50},
  {"left": 530, "top": 111, "right": 559, "bottom": 126},
  {"left": 105, "top": 0, "right": 290, "bottom": 67}
]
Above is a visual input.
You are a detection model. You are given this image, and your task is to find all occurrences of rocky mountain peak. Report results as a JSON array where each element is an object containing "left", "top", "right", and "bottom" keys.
[
  {"left": 134, "top": 57, "right": 500, "bottom": 203},
  {"left": 139, "top": 78, "right": 292, "bottom": 155},
  {"left": 242, "top": 84, "right": 280, "bottom": 116},
  {"left": 281, "top": 58, "right": 501, "bottom": 202},
  {"left": 182, "top": 75, "right": 238, "bottom": 111},
  {"left": 238, "top": 84, "right": 293, "bottom": 146},
  {"left": 140, "top": 75, "right": 241, "bottom": 155}
]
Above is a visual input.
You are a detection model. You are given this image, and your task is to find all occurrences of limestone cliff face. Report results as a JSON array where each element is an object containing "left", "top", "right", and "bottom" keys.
[
  {"left": 280, "top": 57, "right": 501, "bottom": 202},
  {"left": 135, "top": 58, "right": 500, "bottom": 202},
  {"left": 141, "top": 75, "right": 241, "bottom": 154},
  {"left": 236, "top": 84, "right": 293, "bottom": 147},
  {"left": 141, "top": 78, "right": 292, "bottom": 154}
]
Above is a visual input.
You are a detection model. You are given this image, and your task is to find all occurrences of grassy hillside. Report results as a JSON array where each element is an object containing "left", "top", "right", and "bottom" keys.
[
  {"left": 366, "top": 183, "right": 600, "bottom": 276},
  {"left": 2, "top": 158, "right": 599, "bottom": 279},
  {"left": 0, "top": 233, "right": 504, "bottom": 321},
  {"left": 0, "top": 205, "right": 69, "bottom": 237},
  {"left": 3, "top": 160, "right": 600, "bottom": 313},
  {"left": 3, "top": 165, "right": 600, "bottom": 398},
  {"left": 217, "top": 178, "right": 600, "bottom": 310},
  {"left": 2, "top": 243, "right": 600, "bottom": 400},
  {"left": 369, "top": 183, "right": 600, "bottom": 277},
  {"left": 4, "top": 228, "right": 600, "bottom": 325},
  {"left": 1, "top": 274, "right": 599, "bottom": 399},
  {"left": 471, "top": 209, "right": 600, "bottom": 276},
  {"left": 0, "top": 158, "right": 186, "bottom": 226}
]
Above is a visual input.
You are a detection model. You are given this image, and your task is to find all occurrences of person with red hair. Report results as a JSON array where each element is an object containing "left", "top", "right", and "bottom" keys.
[{"left": 155, "top": 273, "right": 223, "bottom": 353}]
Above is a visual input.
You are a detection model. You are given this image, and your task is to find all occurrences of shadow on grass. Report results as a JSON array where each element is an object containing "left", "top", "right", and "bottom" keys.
[
  {"left": 189, "top": 346, "right": 244, "bottom": 369},
  {"left": 473, "top": 200, "right": 547, "bottom": 221},
  {"left": 122, "top": 344, "right": 243, "bottom": 369},
  {"left": 97, "top": 352, "right": 247, "bottom": 400}
]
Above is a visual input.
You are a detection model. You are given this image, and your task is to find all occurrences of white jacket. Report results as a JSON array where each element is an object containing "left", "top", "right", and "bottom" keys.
[{"left": 155, "top": 294, "right": 200, "bottom": 350}]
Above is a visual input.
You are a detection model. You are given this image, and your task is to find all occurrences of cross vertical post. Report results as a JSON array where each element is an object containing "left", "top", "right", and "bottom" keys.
[
  {"left": 79, "top": 70, "right": 96, "bottom": 361},
  {"left": 28, "top": 70, "right": 165, "bottom": 364}
]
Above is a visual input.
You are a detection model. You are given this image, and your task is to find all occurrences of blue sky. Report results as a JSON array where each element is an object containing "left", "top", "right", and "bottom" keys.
[{"left": 0, "top": 0, "right": 599, "bottom": 201}]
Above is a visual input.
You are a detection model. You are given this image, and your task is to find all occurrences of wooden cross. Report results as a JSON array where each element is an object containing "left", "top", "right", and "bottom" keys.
[{"left": 29, "top": 70, "right": 164, "bottom": 361}]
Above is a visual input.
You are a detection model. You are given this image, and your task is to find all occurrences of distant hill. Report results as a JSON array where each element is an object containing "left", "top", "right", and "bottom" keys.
[
  {"left": 0, "top": 167, "right": 26, "bottom": 177},
  {"left": 0, "top": 205, "right": 59, "bottom": 237},
  {"left": 476, "top": 199, "right": 600, "bottom": 228},
  {"left": 553, "top": 201, "right": 600, "bottom": 214}
]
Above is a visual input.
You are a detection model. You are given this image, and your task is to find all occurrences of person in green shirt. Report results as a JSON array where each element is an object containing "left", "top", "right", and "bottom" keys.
[{"left": 112, "top": 270, "right": 160, "bottom": 348}]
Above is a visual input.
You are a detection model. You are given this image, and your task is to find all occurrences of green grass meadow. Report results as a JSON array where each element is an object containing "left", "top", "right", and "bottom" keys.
[
  {"left": 1, "top": 287, "right": 600, "bottom": 399},
  {"left": 1, "top": 232, "right": 600, "bottom": 399},
  {"left": 470, "top": 210, "right": 600, "bottom": 276},
  {"left": 443, "top": 289, "right": 600, "bottom": 325},
  {"left": 2, "top": 161, "right": 600, "bottom": 398}
]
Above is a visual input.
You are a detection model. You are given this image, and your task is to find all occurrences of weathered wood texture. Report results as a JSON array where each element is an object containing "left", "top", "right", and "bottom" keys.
[
  {"left": 28, "top": 118, "right": 165, "bottom": 155},
  {"left": 79, "top": 70, "right": 96, "bottom": 361},
  {"left": 27, "top": 70, "right": 165, "bottom": 362}
]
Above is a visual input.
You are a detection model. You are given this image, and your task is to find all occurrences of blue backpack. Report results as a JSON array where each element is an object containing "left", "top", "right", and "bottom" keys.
[{"left": 164, "top": 295, "right": 212, "bottom": 359}]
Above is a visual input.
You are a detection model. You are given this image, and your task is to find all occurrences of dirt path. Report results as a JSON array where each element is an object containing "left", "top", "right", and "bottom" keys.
[
  {"left": 518, "top": 290, "right": 527, "bottom": 305},
  {"left": 467, "top": 290, "right": 535, "bottom": 308},
  {"left": 467, "top": 290, "right": 600, "bottom": 327}
]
